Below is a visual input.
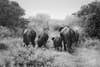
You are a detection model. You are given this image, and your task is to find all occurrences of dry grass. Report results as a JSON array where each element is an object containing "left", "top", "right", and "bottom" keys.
[{"left": 0, "top": 37, "right": 100, "bottom": 67}]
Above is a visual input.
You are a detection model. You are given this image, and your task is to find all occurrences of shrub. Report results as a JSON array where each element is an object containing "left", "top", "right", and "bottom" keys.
[{"left": 0, "top": 43, "right": 8, "bottom": 50}]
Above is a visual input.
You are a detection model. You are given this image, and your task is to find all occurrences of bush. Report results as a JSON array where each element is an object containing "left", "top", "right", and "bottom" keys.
[
  {"left": 0, "top": 26, "right": 12, "bottom": 38},
  {"left": 74, "top": 1, "right": 100, "bottom": 39},
  {"left": 0, "top": 43, "right": 8, "bottom": 50},
  {"left": 79, "top": 38, "right": 100, "bottom": 50}
]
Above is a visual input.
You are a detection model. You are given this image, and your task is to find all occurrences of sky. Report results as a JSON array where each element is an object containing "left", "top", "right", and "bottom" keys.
[{"left": 11, "top": 0, "right": 94, "bottom": 19}]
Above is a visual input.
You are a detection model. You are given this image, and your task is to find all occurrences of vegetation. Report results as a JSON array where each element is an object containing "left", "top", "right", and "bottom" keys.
[
  {"left": 0, "top": 0, "right": 100, "bottom": 67},
  {"left": 0, "top": 0, "right": 25, "bottom": 27},
  {"left": 73, "top": 1, "right": 100, "bottom": 39},
  {"left": 0, "top": 37, "right": 99, "bottom": 67},
  {"left": 0, "top": 0, "right": 29, "bottom": 37}
]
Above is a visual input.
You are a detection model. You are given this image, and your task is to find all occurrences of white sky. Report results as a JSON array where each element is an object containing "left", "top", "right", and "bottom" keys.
[{"left": 11, "top": 0, "right": 94, "bottom": 19}]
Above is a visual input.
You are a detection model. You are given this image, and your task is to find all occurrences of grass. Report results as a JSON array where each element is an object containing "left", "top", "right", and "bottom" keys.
[{"left": 0, "top": 37, "right": 100, "bottom": 67}]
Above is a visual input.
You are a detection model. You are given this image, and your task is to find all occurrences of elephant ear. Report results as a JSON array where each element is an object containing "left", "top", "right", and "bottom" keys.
[
  {"left": 59, "top": 27, "right": 64, "bottom": 31},
  {"left": 24, "top": 29, "right": 28, "bottom": 34},
  {"left": 52, "top": 37, "right": 55, "bottom": 40},
  {"left": 59, "top": 25, "right": 70, "bottom": 32}
]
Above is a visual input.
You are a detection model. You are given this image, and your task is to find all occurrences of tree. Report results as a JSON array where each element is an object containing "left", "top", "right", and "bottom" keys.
[
  {"left": 74, "top": 1, "right": 100, "bottom": 39},
  {"left": 0, "top": 0, "right": 25, "bottom": 29},
  {"left": 0, "top": 0, "right": 29, "bottom": 37}
]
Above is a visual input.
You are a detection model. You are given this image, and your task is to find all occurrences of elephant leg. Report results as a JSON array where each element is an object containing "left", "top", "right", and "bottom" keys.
[
  {"left": 44, "top": 42, "right": 47, "bottom": 48},
  {"left": 58, "top": 42, "right": 62, "bottom": 51},
  {"left": 31, "top": 41, "right": 35, "bottom": 47},
  {"left": 38, "top": 44, "right": 43, "bottom": 48},
  {"left": 58, "top": 46, "right": 60, "bottom": 51},
  {"left": 62, "top": 41, "right": 64, "bottom": 51},
  {"left": 62, "top": 41, "right": 65, "bottom": 51},
  {"left": 59, "top": 46, "right": 62, "bottom": 51},
  {"left": 55, "top": 46, "right": 58, "bottom": 51},
  {"left": 57, "top": 47, "right": 60, "bottom": 51},
  {"left": 60, "top": 43, "right": 63, "bottom": 51},
  {"left": 67, "top": 43, "right": 74, "bottom": 53},
  {"left": 55, "top": 47, "right": 57, "bottom": 51},
  {"left": 37, "top": 42, "right": 42, "bottom": 48},
  {"left": 24, "top": 41, "right": 29, "bottom": 47},
  {"left": 44, "top": 40, "right": 48, "bottom": 48},
  {"left": 64, "top": 42, "right": 67, "bottom": 51},
  {"left": 72, "top": 43, "right": 77, "bottom": 50}
]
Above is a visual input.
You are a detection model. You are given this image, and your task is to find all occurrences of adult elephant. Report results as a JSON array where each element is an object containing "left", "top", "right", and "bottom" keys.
[
  {"left": 59, "top": 26, "right": 79, "bottom": 53},
  {"left": 37, "top": 30, "right": 49, "bottom": 48},
  {"left": 23, "top": 28, "right": 36, "bottom": 47}
]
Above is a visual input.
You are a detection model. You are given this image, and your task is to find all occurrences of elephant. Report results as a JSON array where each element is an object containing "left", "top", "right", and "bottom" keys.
[
  {"left": 23, "top": 28, "right": 36, "bottom": 47},
  {"left": 59, "top": 26, "right": 79, "bottom": 53},
  {"left": 37, "top": 31, "right": 49, "bottom": 48}
]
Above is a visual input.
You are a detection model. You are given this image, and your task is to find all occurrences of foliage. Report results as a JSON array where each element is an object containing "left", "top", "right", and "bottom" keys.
[
  {"left": 0, "top": 0, "right": 28, "bottom": 30},
  {"left": 0, "top": 26, "right": 13, "bottom": 38},
  {"left": 0, "top": 37, "right": 100, "bottom": 67},
  {"left": 73, "top": 1, "right": 100, "bottom": 39},
  {"left": 0, "top": 0, "right": 30, "bottom": 37},
  {"left": 0, "top": 43, "right": 8, "bottom": 50}
]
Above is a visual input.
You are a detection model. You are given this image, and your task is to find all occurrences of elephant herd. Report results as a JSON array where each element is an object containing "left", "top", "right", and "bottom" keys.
[{"left": 23, "top": 25, "right": 80, "bottom": 53}]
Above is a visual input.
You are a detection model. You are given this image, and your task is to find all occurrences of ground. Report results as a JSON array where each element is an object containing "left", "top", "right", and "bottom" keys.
[{"left": 0, "top": 37, "right": 100, "bottom": 67}]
